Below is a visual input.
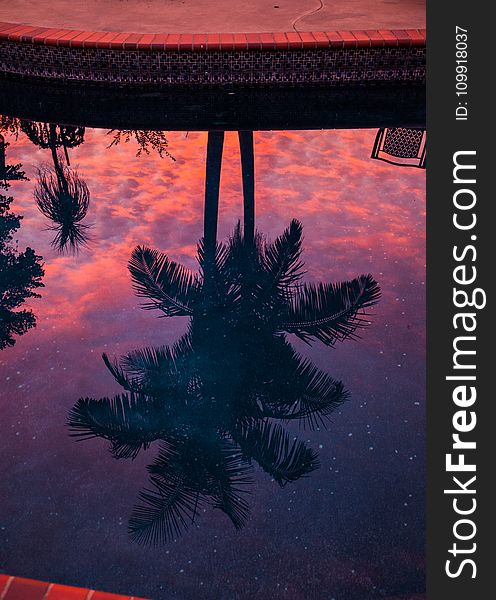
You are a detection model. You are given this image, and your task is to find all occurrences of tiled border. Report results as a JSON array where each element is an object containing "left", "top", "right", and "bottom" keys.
[
  {"left": 0, "top": 22, "right": 425, "bottom": 50},
  {"left": 0, "top": 573, "right": 148, "bottom": 599},
  {"left": 0, "top": 22, "right": 425, "bottom": 86}
]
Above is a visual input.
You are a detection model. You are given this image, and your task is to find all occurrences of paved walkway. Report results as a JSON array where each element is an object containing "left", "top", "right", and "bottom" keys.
[{"left": 0, "top": 0, "right": 425, "bottom": 33}]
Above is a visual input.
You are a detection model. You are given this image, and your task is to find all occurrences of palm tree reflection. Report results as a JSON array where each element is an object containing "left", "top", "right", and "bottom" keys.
[
  {"left": 68, "top": 131, "right": 380, "bottom": 544},
  {"left": 34, "top": 166, "right": 90, "bottom": 253},
  {"left": 21, "top": 121, "right": 91, "bottom": 253}
]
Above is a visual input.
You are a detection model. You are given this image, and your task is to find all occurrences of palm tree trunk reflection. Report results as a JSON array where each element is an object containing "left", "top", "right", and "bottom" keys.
[
  {"left": 204, "top": 130, "right": 224, "bottom": 254},
  {"left": 238, "top": 130, "right": 255, "bottom": 243}
]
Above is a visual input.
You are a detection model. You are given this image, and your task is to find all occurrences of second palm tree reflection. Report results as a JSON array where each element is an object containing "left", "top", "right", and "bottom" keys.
[
  {"left": 68, "top": 132, "right": 381, "bottom": 545},
  {"left": 22, "top": 121, "right": 91, "bottom": 254}
]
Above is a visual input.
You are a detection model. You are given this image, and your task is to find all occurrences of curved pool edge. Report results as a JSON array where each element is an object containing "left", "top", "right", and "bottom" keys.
[
  {"left": 0, "top": 23, "right": 425, "bottom": 87},
  {"left": 0, "top": 573, "right": 150, "bottom": 599}
]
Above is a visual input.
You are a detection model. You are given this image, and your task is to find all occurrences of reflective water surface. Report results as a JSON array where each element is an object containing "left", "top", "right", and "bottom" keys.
[{"left": 0, "top": 122, "right": 425, "bottom": 599}]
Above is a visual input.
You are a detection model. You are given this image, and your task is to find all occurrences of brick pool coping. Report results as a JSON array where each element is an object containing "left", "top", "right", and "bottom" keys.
[
  {"left": 0, "top": 22, "right": 425, "bottom": 51},
  {"left": 0, "top": 573, "right": 148, "bottom": 599},
  {"left": 0, "top": 22, "right": 425, "bottom": 86}
]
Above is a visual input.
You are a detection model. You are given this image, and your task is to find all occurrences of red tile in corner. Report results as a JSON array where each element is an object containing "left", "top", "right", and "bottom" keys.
[
  {"left": 286, "top": 31, "right": 302, "bottom": 49},
  {"left": 123, "top": 33, "right": 142, "bottom": 49},
  {"left": 391, "top": 29, "right": 412, "bottom": 45},
  {"left": 0, "top": 24, "right": 25, "bottom": 38},
  {"left": 325, "top": 31, "right": 344, "bottom": 48},
  {"left": 82, "top": 31, "right": 108, "bottom": 48},
  {"left": 0, "top": 575, "right": 13, "bottom": 594},
  {"left": 378, "top": 29, "right": 398, "bottom": 45},
  {"left": 178, "top": 33, "right": 194, "bottom": 50},
  {"left": 260, "top": 32, "right": 275, "bottom": 49},
  {"left": 339, "top": 31, "right": 357, "bottom": 46},
  {"left": 246, "top": 33, "right": 262, "bottom": 49},
  {"left": 299, "top": 31, "right": 317, "bottom": 48},
  {"left": 0, "top": 21, "right": 16, "bottom": 33},
  {"left": 366, "top": 30, "right": 386, "bottom": 47},
  {"left": 192, "top": 33, "right": 208, "bottom": 50},
  {"left": 46, "top": 583, "right": 89, "bottom": 599},
  {"left": 164, "top": 33, "right": 180, "bottom": 50},
  {"left": 136, "top": 33, "right": 155, "bottom": 50},
  {"left": 42, "top": 29, "right": 73, "bottom": 46},
  {"left": 107, "top": 32, "right": 132, "bottom": 49},
  {"left": 272, "top": 32, "right": 288, "bottom": 49},
  {"left": 219, "top": 33, "right": 234, "bottom": 50},
  {"left": 8, "top": 25, "right": 35, "bottom": 41},
  {"left": 3, "top": 577, "right": 49, "bottom": 600},
  {"left": 233, "top": 33, "right": 247, "bottom": 50},
  {"left": 95, "top": 31, "right": 120, "bottom": 48},
  {"left": 206, "top": 33, "right": 220, "bottom": 50},
  {"left": 19, "top": 27, "right": 50, "bottom": 42},
  {"left": 352, "top": 31, "right": 371, "bottom": 47},
  {"left": 51, "top": 29, "right": 82, "bottom": 46},
  {"left": 69, "top": 30, "right": 96, "bottom": 48},
  {"left": 150, "top": 33, "right": 169, "bottom": 50},
  {"left": 407, "top": 29, "right": 425, "bottom": 46},
  {"left": 312, "top": 31, "right": 329, "bottom": 47}
]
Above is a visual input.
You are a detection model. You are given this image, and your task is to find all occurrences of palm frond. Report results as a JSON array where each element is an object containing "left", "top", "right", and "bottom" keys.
[
  {"left": 259, "top": 339, "right": 349, "bottom": 429},
  {"left": 67, "top": 393, "right": 164, "bottom": 459},
  {"left": 102, "top": 352, "right": 141, "bottom": 392},
  {"left": 281, "top": 274, "right": 381, "bottom": 345},
  {"left": 116, "top": 337, "right": 194, "bottom": 398},
  {"left": 196, "top": 237, "right": 231, "bottom": 292},
  {"left": 224, "top": 222, "right": 265, "bottom": 298},
  {"left": 128, "top": 246, "right": 198, "bottom": 316},
  {"left": 262, "top": 219, "right": 305, "bottom": 294},
  {"left": 226, "top": 221, "right": 264, "bottom": 262},
  {"left": 148, "top": 439, "right": 252, "bottom": 533},
  {"left": 121, "top": 336, "right": 192, "bottom": 378},
  {"left": 207, "top": 441, "right": 252, "bottom": 530},
  {"left": 129, "top": 474, "right": 201, "bottom": 545},
  {"left": 235, "top": 421, "right": 319, "bottom": 486}
]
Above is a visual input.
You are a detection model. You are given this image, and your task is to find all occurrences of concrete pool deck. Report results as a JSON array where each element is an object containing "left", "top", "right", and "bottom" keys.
[
  {"left": 0, "top": 2, "right": 425, "bottom": 101},
  {"left": 0, "top": 0, "right": 425, "bottom": 34}
]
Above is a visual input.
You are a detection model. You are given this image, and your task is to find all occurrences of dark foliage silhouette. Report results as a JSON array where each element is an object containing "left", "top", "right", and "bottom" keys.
[
  {"left": 0, "top": 115, "right": 21, "bottom": 139},
  {"left": 21, "top": 121, "right": 91, "bottom": 253},
  {"left": 34, "top": 166, "right": 91, "bottom": 253},
  {"left": 0, "top": 182, "right": 44, "bottom": 350},
  {"left": 20, "top": 121, "right": 85, "bottom": 166},
  {"left": 107, "top": 129, "right": 175, "bottom": 160},
  {"left": 1, "top": 134, "right": 27, "bottom": 184}
]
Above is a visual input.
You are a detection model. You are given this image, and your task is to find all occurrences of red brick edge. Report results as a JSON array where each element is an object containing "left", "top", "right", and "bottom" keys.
[
  {"left": 0, "top": 22, "right": 425, "bottom": 50},
  {"left": 0, "top": 573, "right": 149, "bottom": 599}
]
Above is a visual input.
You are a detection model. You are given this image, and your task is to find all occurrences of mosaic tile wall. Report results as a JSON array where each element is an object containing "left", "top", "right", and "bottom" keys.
[{"left": 0, "top": 41, "right": 425, "bottom": 86}]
